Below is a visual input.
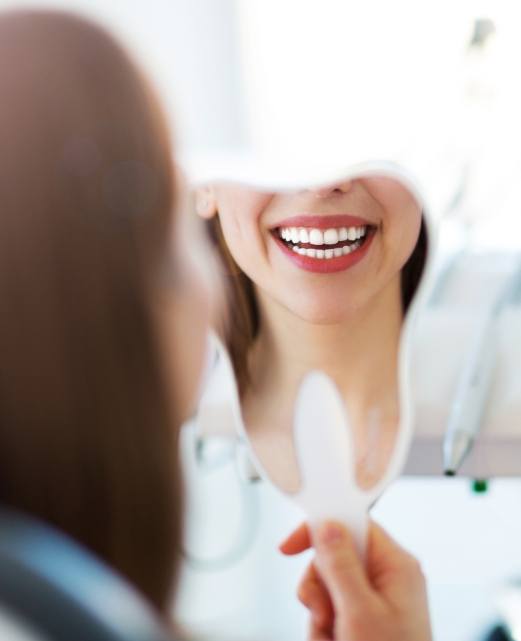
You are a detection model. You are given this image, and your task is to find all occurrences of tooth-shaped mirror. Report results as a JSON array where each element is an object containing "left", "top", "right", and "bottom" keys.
[{"left": 194, "top": 165, "right": 433, "bottom": 528}]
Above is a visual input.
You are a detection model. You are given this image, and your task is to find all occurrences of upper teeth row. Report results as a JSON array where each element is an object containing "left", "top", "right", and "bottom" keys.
[{"left": 279, "top": 226, "right": 367, "bottom": 245}]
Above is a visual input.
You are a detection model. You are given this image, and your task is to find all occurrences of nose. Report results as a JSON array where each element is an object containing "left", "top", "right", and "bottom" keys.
[{"left": 308, "top": 180, "right": 353, "bottom": 198}]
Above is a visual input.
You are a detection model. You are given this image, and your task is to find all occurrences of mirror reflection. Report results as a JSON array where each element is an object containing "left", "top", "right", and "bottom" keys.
[{"left": 195, "top": 174, "right": 428, "bottom": 493}]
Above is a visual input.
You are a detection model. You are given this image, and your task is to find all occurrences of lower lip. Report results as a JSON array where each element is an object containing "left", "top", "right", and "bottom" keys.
[{"left": 273, "top": 231, "right": 375, "bottom": 274}]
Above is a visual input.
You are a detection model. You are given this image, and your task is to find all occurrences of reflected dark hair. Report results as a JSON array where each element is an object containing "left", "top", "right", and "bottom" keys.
[
  {"left": 0, "top": 10, "right": 181, "bottom": 613},
  {"left": 401, "top": 216, "right": 428, "bottom": 311},
  {"left": 208, "top": 212, "right": 428, "bottom": 395}
]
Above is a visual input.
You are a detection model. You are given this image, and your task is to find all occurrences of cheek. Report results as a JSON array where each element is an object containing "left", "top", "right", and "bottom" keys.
[
  {"left": 362, "top": 177, "right": 423, "bottom": 268},
  {"left": 215, "top": 193, "right": 272, "bottom": 275},
  {"left": 218, "top": 210, "right": 250, "bottom": 257},
  {"left": 379, "top": 200, "right": 423, "bottom": 275}
]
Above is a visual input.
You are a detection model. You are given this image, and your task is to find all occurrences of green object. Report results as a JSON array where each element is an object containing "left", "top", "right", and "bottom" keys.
[{"left": 472, "top": 479, "right": 488, "bottom": 494}]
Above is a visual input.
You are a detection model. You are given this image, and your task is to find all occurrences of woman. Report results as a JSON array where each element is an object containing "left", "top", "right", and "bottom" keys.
[
  {"left": 0, "top": 8, "right": 207, "bottom": 612},
  {"left": 196, "top": 178, "right": 427, "bottom": 490},
  {"left": 0, "top": 8, "right": 431, "bottom": 641}
]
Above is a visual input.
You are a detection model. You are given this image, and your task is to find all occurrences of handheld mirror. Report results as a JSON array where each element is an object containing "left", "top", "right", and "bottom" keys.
[{"left": 196, "top": 164, "right": 434, "bottom": 552}]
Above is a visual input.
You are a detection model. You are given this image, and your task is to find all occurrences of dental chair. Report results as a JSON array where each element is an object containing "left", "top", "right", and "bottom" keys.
[{"left": 0, "top": 508, "right": 173, "bottom": 641}]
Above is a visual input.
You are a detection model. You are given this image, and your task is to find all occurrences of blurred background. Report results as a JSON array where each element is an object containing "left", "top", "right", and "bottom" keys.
[
  {"left": 2, "top": 1, "right": 521, "bottom": 640},
  {"left": 2, "top": 0, "right": 517, "bottom": 217}
]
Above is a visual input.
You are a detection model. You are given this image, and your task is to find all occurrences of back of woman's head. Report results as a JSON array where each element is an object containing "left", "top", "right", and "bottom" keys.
[{"left": 0, "top": 10, "right": 180, "bottom": 612}]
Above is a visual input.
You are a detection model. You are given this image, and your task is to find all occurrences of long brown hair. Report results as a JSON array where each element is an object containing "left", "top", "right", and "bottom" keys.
[
  {"left": 208, "top": 214, "right": 428, "bottom": 395},
  {"left": 0, "top": 10, "right": 180, "bottom": 613}
]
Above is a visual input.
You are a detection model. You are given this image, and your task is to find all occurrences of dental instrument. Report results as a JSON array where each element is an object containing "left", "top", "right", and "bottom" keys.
[{"left": 443, "top": 260, "right": 521, "bottom": 475}]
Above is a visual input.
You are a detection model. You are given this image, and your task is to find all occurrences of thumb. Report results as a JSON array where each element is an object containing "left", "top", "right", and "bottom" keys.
[{"left": 313, "top": 521, "right": 374, "bottom": 615}]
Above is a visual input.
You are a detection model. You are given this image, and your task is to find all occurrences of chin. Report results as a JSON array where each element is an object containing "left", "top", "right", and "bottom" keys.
[{"left": 286, "top": 299, "right": 362, "bottom": 325}]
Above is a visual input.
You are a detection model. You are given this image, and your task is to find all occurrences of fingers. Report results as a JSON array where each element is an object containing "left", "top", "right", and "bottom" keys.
[
  {"left": 298, "top": 562, "right": 334, "bottom": 641},
  {"left": 369, "top": 522, "right": 413, "bottom": 564},
  {"left": 280, "top": 520, "right": 423, "bottom": 586},
  {"left": 313, "top": 520, "right": 374, "bottom": 616},
  {"left": 279, "top": 522, "right": 311, "bottom": 555},
  {"left": 297, "top": 562, "right": 334, "bottom": 631},
  {"left": 287, "top": 520, "right": 431, "bottom": 641},
  {"left": 368, "top": 522, "right": 425, "bottom": 591},
  {"left": 308, "top": 617, "right": 333, "bottom": 641}
]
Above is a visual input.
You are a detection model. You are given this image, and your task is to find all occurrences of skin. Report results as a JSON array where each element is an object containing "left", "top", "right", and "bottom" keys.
[{"left": 196, "top": 177, "right": 422, "bottom": 492}]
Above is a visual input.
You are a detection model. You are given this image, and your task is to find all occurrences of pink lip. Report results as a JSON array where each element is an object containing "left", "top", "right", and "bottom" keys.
[
  {"left": 273, "top": 229, "right": 375, "bottom": 274},
  {"left": 273, "top": 214, "right": 371, "bottom": 229}
]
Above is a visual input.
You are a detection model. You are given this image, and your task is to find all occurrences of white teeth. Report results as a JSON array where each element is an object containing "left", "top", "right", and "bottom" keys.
[
  {"left": 280, "top": 225, "right": 367, "bottom": 245},
  {"left": 324, "top": 229, "right": 339, "bottom": 245},
  {"left": 309, "top": 229, "right": 324, "bottom": 245},
  {"left": 279, "top": 224, "right": 368, "bottom": 260}
]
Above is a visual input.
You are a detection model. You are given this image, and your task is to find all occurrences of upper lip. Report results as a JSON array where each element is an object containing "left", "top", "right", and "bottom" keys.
[{"left": 270, "top": 214, "right": 374, "bottom": 229}]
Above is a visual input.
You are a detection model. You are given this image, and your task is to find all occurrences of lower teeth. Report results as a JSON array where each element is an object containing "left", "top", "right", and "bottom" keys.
[{"left": 290, "top": 240, "right": 362, "bottom": 259}]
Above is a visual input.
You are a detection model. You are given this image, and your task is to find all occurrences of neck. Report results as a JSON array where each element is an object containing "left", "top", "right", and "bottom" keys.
[{"left": 245, "top": 276, "right": 403, "bottom": 424}]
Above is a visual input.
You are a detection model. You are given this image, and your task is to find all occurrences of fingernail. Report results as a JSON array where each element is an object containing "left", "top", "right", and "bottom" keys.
[{"left": 317, "top": 521, "right": 345, "bottom": 546}]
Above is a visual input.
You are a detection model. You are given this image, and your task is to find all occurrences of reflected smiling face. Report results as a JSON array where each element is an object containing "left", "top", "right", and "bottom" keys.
[{"left": 198, "top": 176, "right": 422, "bottom": 324}]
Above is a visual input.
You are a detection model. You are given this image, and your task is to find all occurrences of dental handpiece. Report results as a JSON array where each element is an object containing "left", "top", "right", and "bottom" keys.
[
  {"left": 443, "top": 307, "right": 498, "bottom": 475},
  {"left": 443, "top": 259, "right": 521, "bottom": 475}
]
